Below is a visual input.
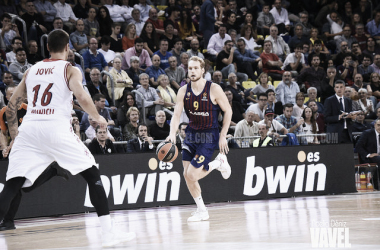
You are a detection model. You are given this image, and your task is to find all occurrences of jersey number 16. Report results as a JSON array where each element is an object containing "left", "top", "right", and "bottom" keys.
[{"left": 32, "top": 83, "right": 53, "bottom": 107}]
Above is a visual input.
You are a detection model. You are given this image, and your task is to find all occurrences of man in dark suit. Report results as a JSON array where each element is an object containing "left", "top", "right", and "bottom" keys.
[
  {"left": 176, "top": 122, "right": 188, "bottom": 151},
  {"left": 127, "top": 124, "right": 154, "bottom": 153},
  {"left": 324, "top": 80, "right": 357, "bottom": 143},
  {"left": 199, "top": 0, "right": 217, "bottom": 48}
]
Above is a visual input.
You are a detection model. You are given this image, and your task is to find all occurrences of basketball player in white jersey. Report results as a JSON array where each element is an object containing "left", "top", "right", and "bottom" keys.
[{"left": 0, "top": 30, "right": 135, "bottom": 247}]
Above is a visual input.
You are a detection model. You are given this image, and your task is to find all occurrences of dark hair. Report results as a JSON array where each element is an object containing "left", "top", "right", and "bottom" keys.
[
  {"left": 11, "top": 36, "right": 22, "bottom": 45},
  {"left": 97, "top": 6, "right": 113, "bottom": 25},
  {"left": 334, "top": 80, "right": 345, "bottom": 87},
  {"left": 283, "top": 103, "right": 294, "bottom": 110},
  {"left": 367, "top": 36, "right": 375, "bottom": 44},
  {"left": 240, "top": 24, "right": 253, "bottom": 38},
  {"left": 137, "top": 123, "right": 149, "bottom": 133},
  {"left": 301, "top": 107, "right": 317, "bottom": 134},
  {"left": 135, "top": 37, "right": 144, "bottom": 44},
  {"left": 180, "top": 9, "right": 193, "bottom": 32},
  {"left": 218, "top": 24, "right": 227, "bottom": 30},
  {"left": 1, "top": 13, "right": 11, "bottom": 21},
  {"left": 237, "top": 38, "right": 246, "bottom": 44},
  {"left": 266, "top": 89, "right": 275, "bottom": 94},
  {"left": 2, "top": 71, "right": 12, "bottom": 78},
  {"left": 257, "top": 93, "right": 268, "bottom": 99},
  {"left": 93, "top": 93, "right": 106, "bottom": 102},
  {"left": 112, "top": 22, "right": 122, "bottom": 28},
  {"left": 173, "top": 37, "right": 182, "bottom": 45},
  {"left": 224, "top": 40, "right": 233, "bottom": 45},
  {"left": 95, "top": 125, "right": 107, "bottom": 134},
  {"left": 47, "top": 30, "right": 69, "bottom": 53},
  {"left": 362, "top": 53, "right": 372, "bottom": 61},
  {"left": 120, "top": 92, "right": 136, "bottom": 110},
  {"left": 100, "top": 36, "right": 111, "bottom": 45},
  {"left": 311, "top": 54, "right": 320, "bottom": 60},
  {"left": 140, "top": 22, "right": 158, "bottom": 48},
  {"left": 15, "top": 47, "right": 26, "bottom": 54},
  {"left": 314, "top": 39, "right": 322, "bottom": 45},
  {"left": 351, "top": 41, "right": 359, "bottom": 47},
  {"left": 178, "top": 122, "right": 188, "bottom": 130},
  {"left": 160, "top": 38, "right": 169, "bottom": 45},
  {"left": 164, "top": 22, "right": 174, "bottom": 30},
  {"left": 295, "top": 43, "right": 303, "bottom": 50},
  {"left": 53, "top": 17, "right": 63, "bottom": 23}
]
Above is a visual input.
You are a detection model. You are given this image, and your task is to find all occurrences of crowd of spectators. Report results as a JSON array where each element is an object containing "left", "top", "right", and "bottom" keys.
[{"left": 1, "top": 0, "right": 380, "bottom": 155}]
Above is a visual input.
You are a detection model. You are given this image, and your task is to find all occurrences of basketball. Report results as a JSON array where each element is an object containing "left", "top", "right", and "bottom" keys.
[{"left": 156, "top": 141, "right": 178, "bottom": 162}]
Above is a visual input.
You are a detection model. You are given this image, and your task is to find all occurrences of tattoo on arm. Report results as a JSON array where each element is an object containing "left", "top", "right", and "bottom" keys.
[{"left": 6, "top": 96, "right": 24, "bottom": 140}]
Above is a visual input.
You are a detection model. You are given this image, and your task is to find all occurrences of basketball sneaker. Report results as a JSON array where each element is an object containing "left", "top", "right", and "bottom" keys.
[
  {"left": 0, "top": 220, "right": 16, "bottom": 231},
  {"left": 215, "top": 153, "right": 231, "bottom": 179},
  {"left": 102, "top": 228, "right": 136, "bottom": 247},
  {"left": 187, "top": 209, "right": 209, "bottom": 222}
]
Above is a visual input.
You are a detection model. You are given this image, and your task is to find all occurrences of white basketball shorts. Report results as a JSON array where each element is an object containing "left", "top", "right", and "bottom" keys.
[{"left": 6, "top": 119, "right": 96, "bottom": 188}]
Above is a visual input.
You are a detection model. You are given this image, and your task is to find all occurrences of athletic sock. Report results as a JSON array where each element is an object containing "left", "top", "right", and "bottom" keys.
[
  {"left": 99, "top": 214, "right": 112, "bottom": 232},
  {"left": 194, "top": 195, "right": 207, "bottom": 212}
]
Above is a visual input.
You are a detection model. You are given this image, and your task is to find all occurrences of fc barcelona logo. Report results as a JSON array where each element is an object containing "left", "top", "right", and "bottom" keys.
[{"left": 202, "top": 92, "right": 208, "bottom": 101}]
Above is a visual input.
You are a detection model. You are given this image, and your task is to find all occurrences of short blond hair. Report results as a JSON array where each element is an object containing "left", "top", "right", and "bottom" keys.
[
  {"left": 127, "top": 106, "right": 139, "bottom": 118},
  {"left": 188, "top": 56, "right": 205, "bottom": 69}
]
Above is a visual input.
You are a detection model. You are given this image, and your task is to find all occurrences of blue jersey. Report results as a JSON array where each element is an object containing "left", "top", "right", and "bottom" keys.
[{"left": 184, "top": 81, "right": 220, "bottom": 130}]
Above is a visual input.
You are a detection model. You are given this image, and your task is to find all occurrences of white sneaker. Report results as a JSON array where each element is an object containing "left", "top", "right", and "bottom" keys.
[
  {"left": 187, "top": 209, "right": 209, "bottom": 222},
  {"left": 102, "top": 229, "right": 136, "bottom": 247},
  {"left": 216, "top": 154, "right": 231, "bottom": 179}
]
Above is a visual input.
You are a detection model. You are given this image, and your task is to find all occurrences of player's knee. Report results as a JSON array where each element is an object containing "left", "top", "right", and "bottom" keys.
[{"left": 186, "top": 170, "right": 199, "bottom": 182}]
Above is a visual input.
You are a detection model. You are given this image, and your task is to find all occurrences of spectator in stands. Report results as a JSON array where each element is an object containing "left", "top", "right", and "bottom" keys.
[
  {"left": 299, "top": 107, "right": 319, "bottom": 144},
  {"left": 336, "top": 25, "right": 357, "bottom": 53},
  {"left": 257, "top": 4, "right": 275, "bottom": 36},
  {"left": 176, "top": 122, "right": 187, "bottom": 150},
  {"left": 83, "top": 38, "right": 109, "bottom": 75},
  {"left": 67, "top": 49, "right": 86, "bottom": 87},
  {"left": 363, "top": 37, "right": 380, "bottom": 58},
  {"left": 110, "top": 23, "right": 123, "bottom": 53},
  {"left": 130, "top": 8, "right": 144, "bottom": 37},
  {"left": 146, "top": 55, "right": 165, "bottom": 87},
  {"left": 354, "top": 24, "right": 368, "bottom": 51},
  {"left": 126, "top": 56, "right": 143, "bottom": 87},
  {"left": 276, "top": 103, "right": 302, "bottom": 135},
  {"left": 250, "top": 72, "right": 275, "bottom": 96},
  {"left": 366, "top": 10, "right": 380, "bottom": 39},
  {"left": 288, "top": 24, "right": 309, "bottom": 52},
  {"left": 353, "top": 88, "right": 375, "bottom": 119},
  {"left": 73, "top": 0, "right": 90, "bottom": 20},
  {"left": 234, "top": 110, "right": 259, "bottom": 148},
  {"left": 169, "top": 38, "right": 184, "bottom": 66},
  {"left": 308, "top": 40, "right": 328, "bottom": 70},
  {"left": 165, "top": 56, "right": 185, "bottom": 91},
  {"left": 350, "top": 42, "right": 362, "bottom": 62},
  {"left": 179, "top": 52, "right": 189, "bottom": 75},
  {"left": 270, "top": 0, "right": 290, "bottom": 35},
  {"left": 107, "top": 56, "right": 133, "bottom": 103},
  {"left": 0, "top": 14, "right": 20, "bottom": 50},
  {"left": 247, "top": 93, "right": 267, "bottom": 122},
  {"left": 0, "top": 71, "right": 12, "bottom": 99},
  {"left": 305, "top": 87, "right": 323, "bottom": 113},
  {"left": 140, "top": 22, "right": 159, "bottom": 57},
  {"left": 253, "top": 123, "right": 274, "bottom": 147},
  {"left": 187, "top": 38, "right": 204, "bottom": 59},
  {"left": 225, "top": 72, "right": 246, "bottom": 104},
  {"left": 297, "top": 11, "right": 312, "bottom": 37},
  {"left": 234, "top": 38, "right": 260, "bottom": 81},
  {"left": 34, "top": 0, "right": 57, "bottom": 31},
  {"left": 70, "top": 19, "right": 89, "bottom": 55},
  {"left": 212, "top": 70, "right": 226, "bottom": 89},
  {"left": 309, "top": 28, "right": 329, "bottom": 55},
  {"left": 370, "top": 72, "right": 380, "bottom": 101},
  {"left": 334, "top": 41, "right": 351, "bottom": 67},
  {"left": 26, "top": 40, "right": 43, "bottom": 65},
  {"left": 117, "top": 92, "right": 137, "bottom": 128},
  {"left": 134, "top": 0, "right": 151, "bottom": 22},
  {"left": 199, "top": 0, "right": 216, "bottom": 48},
  {"left": 84, "top": 7, "right": 101, "bottom": 41},
  {"left": 320, "top": 67, "right": 338, "bottom": 104},
  {"left": 104, "top": 0, "right": 124, "bottom": 23},
  {"left": 149, "top": 110, "right": 170, "bottom": 140},
  {"left": 0, "top": 1, "right": 17, "bottom": 18},
  {"left": 358, "top": 54, "right": 375, "bottom": 82},
  {"left": 154, "top": 39, "right": 172, "bottom": 70},
  {"left": 260, "top": 40, "right": 284, "bottom": 81},
  {"left": 275, "top": 71, "right": 299, "bottom": 105},
  {"left": 283, "top": 43, "right": 306, "bottom": 75},
  {"left": 88, "top": 126, "right": 117, "bottom": 155},
  {"left": 259, "top": 108, "right": 288, "bottom": 139},
  {"left": 215, "top": 40, "right": 247, "bottom": 82},
  {"left": 98, "top": 36, "right": 115, "bottom": 67},
  {"left": 120, "top": 0, "right": 134, "bottom": 24},
  {"left": 136, "top": 72, "right": 164, "bottom": 115},
  {"left": 266, "top": 89, "right": 283, "bottom": 116},
  {"left": 345, "top": 86, "right": 353, "bottom": 99},
  {"left": 85, "top": 114, "right": 115, "bottom": 141},
  {"left": 297, "top": 54, "right": 326, "bottom": 93},
  {"left": 178, "top": 9, "right": 196, "bottom": 46},
  {"left": 337, "top": 53, "right": 358, "bottom": 86},
  {"left": 122, "top": 23, "right": 138, "bottom": 51},
  {"left": 264, "top": 25, "right": 290, "bottom": 62},
  {"left": 122, "top": 38, "right": 152, "bottom": 70},
  {"left": 97, "top": 6, "right": 113, "bottom": 37},
  {"left": 9, "top": 48, "right": 31, "bottom": 85},
  {"left": 308, "top": 100, "right": 325, "bottom": 134},
  {"left": 54, "top": 0, "right": 78, "bottom": 32},
  {"left": 86, "top": 68, "right": 112, "bottom": 104},
  {"left": 156, "top": 74, "right": 176, "bottom": 109},
  {"left": 292, "top": 92, "right": 306, "bottom": 120},
  {"left": 52, "top": 17, "right": 64, "bottom": 31},
  {"left": 371, "top": 54, "right": 380, "bottom": 75},
  {"left": 123, "top": 106, "right": 140, "bottom": 141},
  {"left": 127, "top": 124, "right": 154, "bottom": 153},
  {"left": 146, "top": 8, "right": 164, "bottom": 35},
  {"left": 225, "top": 89, "right": 245, "bottom": 126},
  {"left": 352, "top": 110, "right": 372, "bottom": 133},
  {"left": 207, "top": 25, "right": 231, "bottom": 61},
  {"left": 324, "top": 80, "right": 355, "bottom": 143},
  {"left": 351, "top": 73, "right": 373, "bottom": 99},
  {"left": 21, "top": 1, "right": 47, "bottom": 42},
  {"left": 6, "top": 37, "right": 22, "bottom": 64}
]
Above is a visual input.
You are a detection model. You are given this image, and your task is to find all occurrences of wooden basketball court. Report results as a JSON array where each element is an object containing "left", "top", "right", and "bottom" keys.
[{"left": 1, "top": 193, "right": 380, "bottom": 250}]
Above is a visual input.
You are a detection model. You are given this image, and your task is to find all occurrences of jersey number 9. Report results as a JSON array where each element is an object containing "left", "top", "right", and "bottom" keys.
[{"left": 193, "top": 101, "right": 199, "bottom": 110}]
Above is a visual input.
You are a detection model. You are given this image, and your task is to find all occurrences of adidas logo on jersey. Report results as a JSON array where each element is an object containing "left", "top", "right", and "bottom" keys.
[{"left": 189, "top": 111, "right": 209, "bottom": 116}]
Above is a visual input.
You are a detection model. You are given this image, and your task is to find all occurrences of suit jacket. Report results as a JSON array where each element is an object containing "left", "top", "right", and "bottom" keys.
[
  {"left": 355, "top": 128, "right": 378, "bottom": 163},
  {"left": 199, "top": 0, "right": 215, "bottom": 32},
  {"left": 323, "top": 95, "right": 353, "bottom": 141},
  {"left": 127, "top": 138, "right": 154, "bottom": 153}
]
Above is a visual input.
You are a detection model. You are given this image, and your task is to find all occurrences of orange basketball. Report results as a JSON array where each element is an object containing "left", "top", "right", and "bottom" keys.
[{"left": 156, "top": 141, "right": 178, "bottom": 162}]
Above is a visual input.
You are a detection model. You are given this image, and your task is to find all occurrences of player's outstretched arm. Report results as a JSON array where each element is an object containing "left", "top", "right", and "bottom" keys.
[
  {"left": 166, "top": 86, "right": 186, "bottom": 144},
  {"left": 212, "top": 83, "right": 232, "bottom": 154},
  {"left": 68, "top": 65, "right": 107, "bottom": 128},
  {"left": 6, "top": 70, "right": 27, "bottom": 140}
]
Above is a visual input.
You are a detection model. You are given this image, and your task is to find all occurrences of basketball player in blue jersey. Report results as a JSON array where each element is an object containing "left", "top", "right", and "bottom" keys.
[{"left": 166, "top": 56, "right": 232, "bottom": 222}]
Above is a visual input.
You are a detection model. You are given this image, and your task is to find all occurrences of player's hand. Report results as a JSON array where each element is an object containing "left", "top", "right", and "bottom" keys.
[
  {"left": 219, "top": 135, "right": 229, "bottom": 155},
  {"left": 93, "top": 115, "right": 107, "bottom": 129},
  {"left": 166, "top": 133, "right": 177, "bottom": 144}
]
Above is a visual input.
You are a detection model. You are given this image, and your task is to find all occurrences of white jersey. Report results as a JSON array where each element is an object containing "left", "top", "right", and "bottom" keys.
[{"left": 23, "top": 59, "right": 73, "bottom": 123}]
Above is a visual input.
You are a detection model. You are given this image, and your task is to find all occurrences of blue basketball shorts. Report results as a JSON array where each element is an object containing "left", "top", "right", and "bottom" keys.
[{"left": 182, "top": 128, "right": 219, "bottom": 170}]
